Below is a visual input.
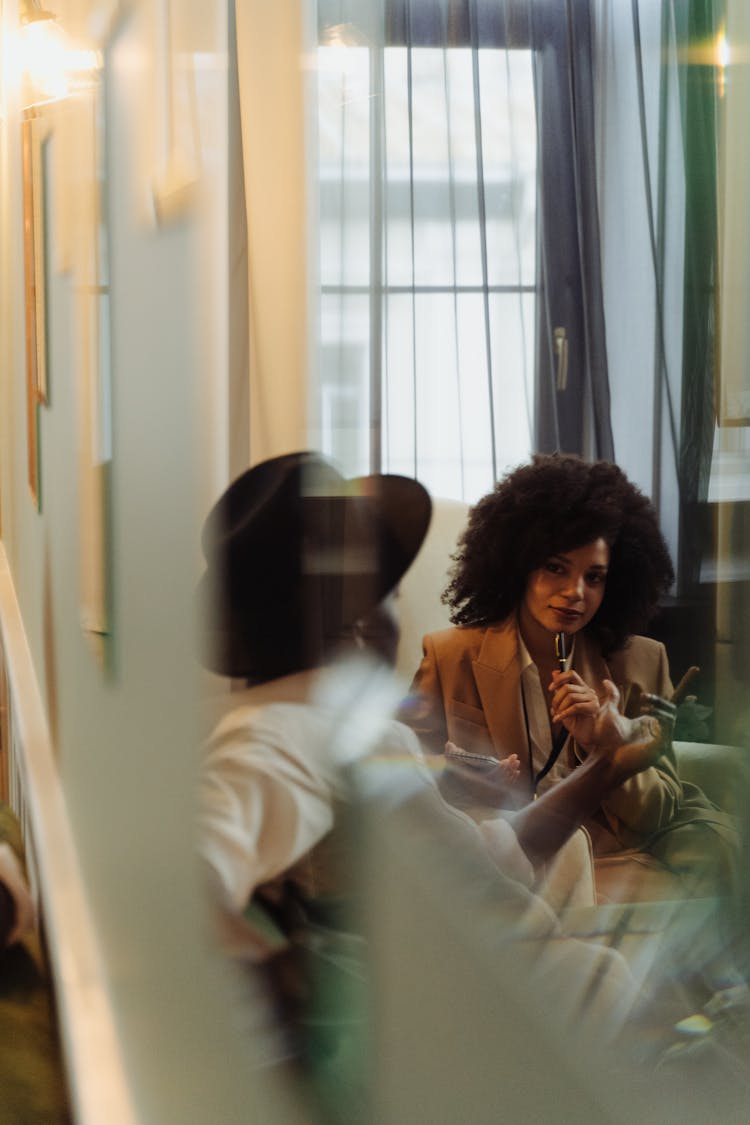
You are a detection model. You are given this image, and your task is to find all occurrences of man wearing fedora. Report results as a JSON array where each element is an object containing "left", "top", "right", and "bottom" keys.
[{"left": 197, "top": 452, "right": 438, "bottom": 933}]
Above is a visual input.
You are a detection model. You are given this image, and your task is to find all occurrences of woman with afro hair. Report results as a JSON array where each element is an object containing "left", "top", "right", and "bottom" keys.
[{"left": 408, "top": 454, "right": 735, "bottom": 898}]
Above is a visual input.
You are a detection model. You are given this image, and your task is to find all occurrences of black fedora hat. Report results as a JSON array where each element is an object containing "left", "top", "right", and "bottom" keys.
[{"left": 198, "top": 452, "right": 432, "bottom": 680}]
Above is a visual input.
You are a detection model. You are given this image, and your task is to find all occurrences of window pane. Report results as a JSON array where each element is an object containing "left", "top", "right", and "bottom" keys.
[
  {"left": 478, "top": 49, "right": 537, "bottom": 287},
  {"left": 488, "top": 291, "right": 535, "bottom": 476},
  {"left": 383, "top": 293, "right": 501, "bottom": 502},
  {"left": 318, "top": 46, "right": 371, "bottom": 287},
  {"left": 381, "top": 47, "right": 536, "bottom": 288},
  {"left": 319, "top": 292, "right": 371, "bottom": 476},
  {"left": 446, "top": 49, "right": 483, "bottom": 287}
]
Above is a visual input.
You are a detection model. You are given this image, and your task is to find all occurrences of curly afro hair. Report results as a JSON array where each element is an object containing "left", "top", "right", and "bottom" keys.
[{"left": 445, "top": 453, "right": 674, "bottom": 654}]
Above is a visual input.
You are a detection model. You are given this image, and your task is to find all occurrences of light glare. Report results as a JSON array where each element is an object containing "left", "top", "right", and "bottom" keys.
[{"left": 19, "top": 16, "right": 101, "bottom": 108}]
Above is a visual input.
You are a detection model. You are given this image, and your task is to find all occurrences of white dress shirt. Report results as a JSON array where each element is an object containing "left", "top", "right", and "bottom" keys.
[{"left": 199, "top": 663, "right": 536, "bottom": 914}]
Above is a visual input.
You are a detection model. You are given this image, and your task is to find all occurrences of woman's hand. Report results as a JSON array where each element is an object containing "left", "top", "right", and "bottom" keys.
[
  {"left": 549, "top": 672, "right": 647, "bottom": 755},
  {"left": 548, "top": 669, "right": 604, "bottom": 747},
  {"left": 550, "top": 676, "right": 669, "bottom": 779},
  {"left": 602, "top": 714, "right": 666, "bottom": 785}
]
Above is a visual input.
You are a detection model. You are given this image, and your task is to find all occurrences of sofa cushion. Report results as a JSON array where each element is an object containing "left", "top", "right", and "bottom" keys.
[{"left": 673, "top": 740, "right": 748, "bottom": 815}]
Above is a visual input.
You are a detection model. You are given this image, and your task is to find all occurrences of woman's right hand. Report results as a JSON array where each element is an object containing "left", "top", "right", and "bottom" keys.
[
  {"left": 548, "top": 669, "right": 606, "bottom": 748},
  {"left": 551, "top": 675, "right": 641, "bottom": 754}
]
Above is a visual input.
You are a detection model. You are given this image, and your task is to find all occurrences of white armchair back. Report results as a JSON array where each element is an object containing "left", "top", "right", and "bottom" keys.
[{"left": 395, "top": 498, "right": 470, "bottom": 685}]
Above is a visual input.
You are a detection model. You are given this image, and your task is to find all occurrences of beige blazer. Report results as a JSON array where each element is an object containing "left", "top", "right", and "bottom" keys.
[{"left": 408, "top": 618, "right": 686, "bottom": 851}]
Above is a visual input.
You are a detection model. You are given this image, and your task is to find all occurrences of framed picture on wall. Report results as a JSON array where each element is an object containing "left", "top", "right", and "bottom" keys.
[
  {"left": 75, "top": 80, "right": 112, "bottom": 661},
  {"left": 73, "top": 3, "right": 125, "bottom": 668},
  {"left": 22, "top": 110, "right": 51, "bottom": 509},
  {"left": 39, "top": 0, "right": 124, "bottom": 666}
]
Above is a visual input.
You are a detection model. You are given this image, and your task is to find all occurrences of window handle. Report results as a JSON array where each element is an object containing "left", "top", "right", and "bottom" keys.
[{"left": 554, "top": 326, "right": 568, "bottom": 391}]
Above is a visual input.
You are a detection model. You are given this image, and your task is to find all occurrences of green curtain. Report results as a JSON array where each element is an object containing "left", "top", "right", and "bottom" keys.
[{"left": 677, "top": 0, "right": 724, "bottom": 592}]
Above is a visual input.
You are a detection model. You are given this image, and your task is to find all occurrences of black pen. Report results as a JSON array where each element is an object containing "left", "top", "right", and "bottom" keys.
[{"left": 554, "top": 631, "right": 567, "bottom": 673}]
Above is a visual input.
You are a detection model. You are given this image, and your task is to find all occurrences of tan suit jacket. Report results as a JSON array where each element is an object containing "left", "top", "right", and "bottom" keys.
[{"left": 408, "top": 618, "right": 685, "bottom": 851}]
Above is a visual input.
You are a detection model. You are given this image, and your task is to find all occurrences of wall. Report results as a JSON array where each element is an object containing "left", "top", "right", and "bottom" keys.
[{"left": 0, "top": 0, "right": 304, "bottom": 1120}]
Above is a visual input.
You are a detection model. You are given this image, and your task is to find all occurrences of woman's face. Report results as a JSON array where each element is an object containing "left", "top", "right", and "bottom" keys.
[{"left": 520, "top": 538, "right": 610, "bottom": 641}]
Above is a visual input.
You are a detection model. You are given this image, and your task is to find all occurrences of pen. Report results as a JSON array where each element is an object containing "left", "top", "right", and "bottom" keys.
[{"left": 554, "top": 631, "right": 567, "bottom": 673}]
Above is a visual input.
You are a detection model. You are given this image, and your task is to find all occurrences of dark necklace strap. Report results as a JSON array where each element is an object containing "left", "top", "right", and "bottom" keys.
[
  {"left": 520, "top": 678, "right": 570, "bottom": 793},
  {"left": 535, "top": 725, "right": 569, "bottom": 787}
]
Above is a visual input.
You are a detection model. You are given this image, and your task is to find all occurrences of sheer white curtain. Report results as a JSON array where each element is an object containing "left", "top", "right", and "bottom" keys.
[
  {"left": 593, "top": 0, "right": 685, "bottom": 563},
  {"left": 594, "top": 0, "right": 729, "bottom": 590},
  {"left": 314, "top": 0, "right": 537, "bottom": 501}
]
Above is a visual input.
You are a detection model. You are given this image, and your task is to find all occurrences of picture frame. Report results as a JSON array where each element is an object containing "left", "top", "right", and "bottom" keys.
[
  {"left": 73, "top": 0, "right": 125, "bottom": 665},
  {"left": 22, "top": 110, "right": 51, "bottom": 509},
  {"left": 76, "top": 82, "right": 112, "bottom": 657}
]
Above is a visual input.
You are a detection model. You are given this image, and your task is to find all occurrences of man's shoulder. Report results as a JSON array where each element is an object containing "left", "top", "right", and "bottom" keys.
[
  {"left": 208, "top": 699, "right": 317, "bottom": 759},
  {"left": 205, "top": 700, "right": 347, "bottom": 797}
]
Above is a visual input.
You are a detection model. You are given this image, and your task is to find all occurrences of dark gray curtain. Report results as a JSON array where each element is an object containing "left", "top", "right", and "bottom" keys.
[{"left": 532, "top": 0, "right": 613, "bottom": 459}]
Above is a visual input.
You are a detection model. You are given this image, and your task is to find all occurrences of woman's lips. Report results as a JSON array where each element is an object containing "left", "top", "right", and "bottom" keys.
[{"left": 549, "top": 606, "right": 582, "bottom": 623}]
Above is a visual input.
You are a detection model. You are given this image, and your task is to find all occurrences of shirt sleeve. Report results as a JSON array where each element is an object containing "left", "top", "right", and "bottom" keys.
[
  {"left": 477, "top": 815, "right": 536, "bottom": 888},
  {"left": 198, "top": 711, "right": 337, "bottom": 913}
]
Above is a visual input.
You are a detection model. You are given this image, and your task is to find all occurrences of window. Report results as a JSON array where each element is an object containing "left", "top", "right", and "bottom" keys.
[{"left": 315, "top": 1, "right": 611, "bottom": 498}]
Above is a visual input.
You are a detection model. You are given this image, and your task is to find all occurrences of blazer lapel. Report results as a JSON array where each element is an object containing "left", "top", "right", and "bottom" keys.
[{"left": 471, "top": 620, "right": 528, "bottom": 763}]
